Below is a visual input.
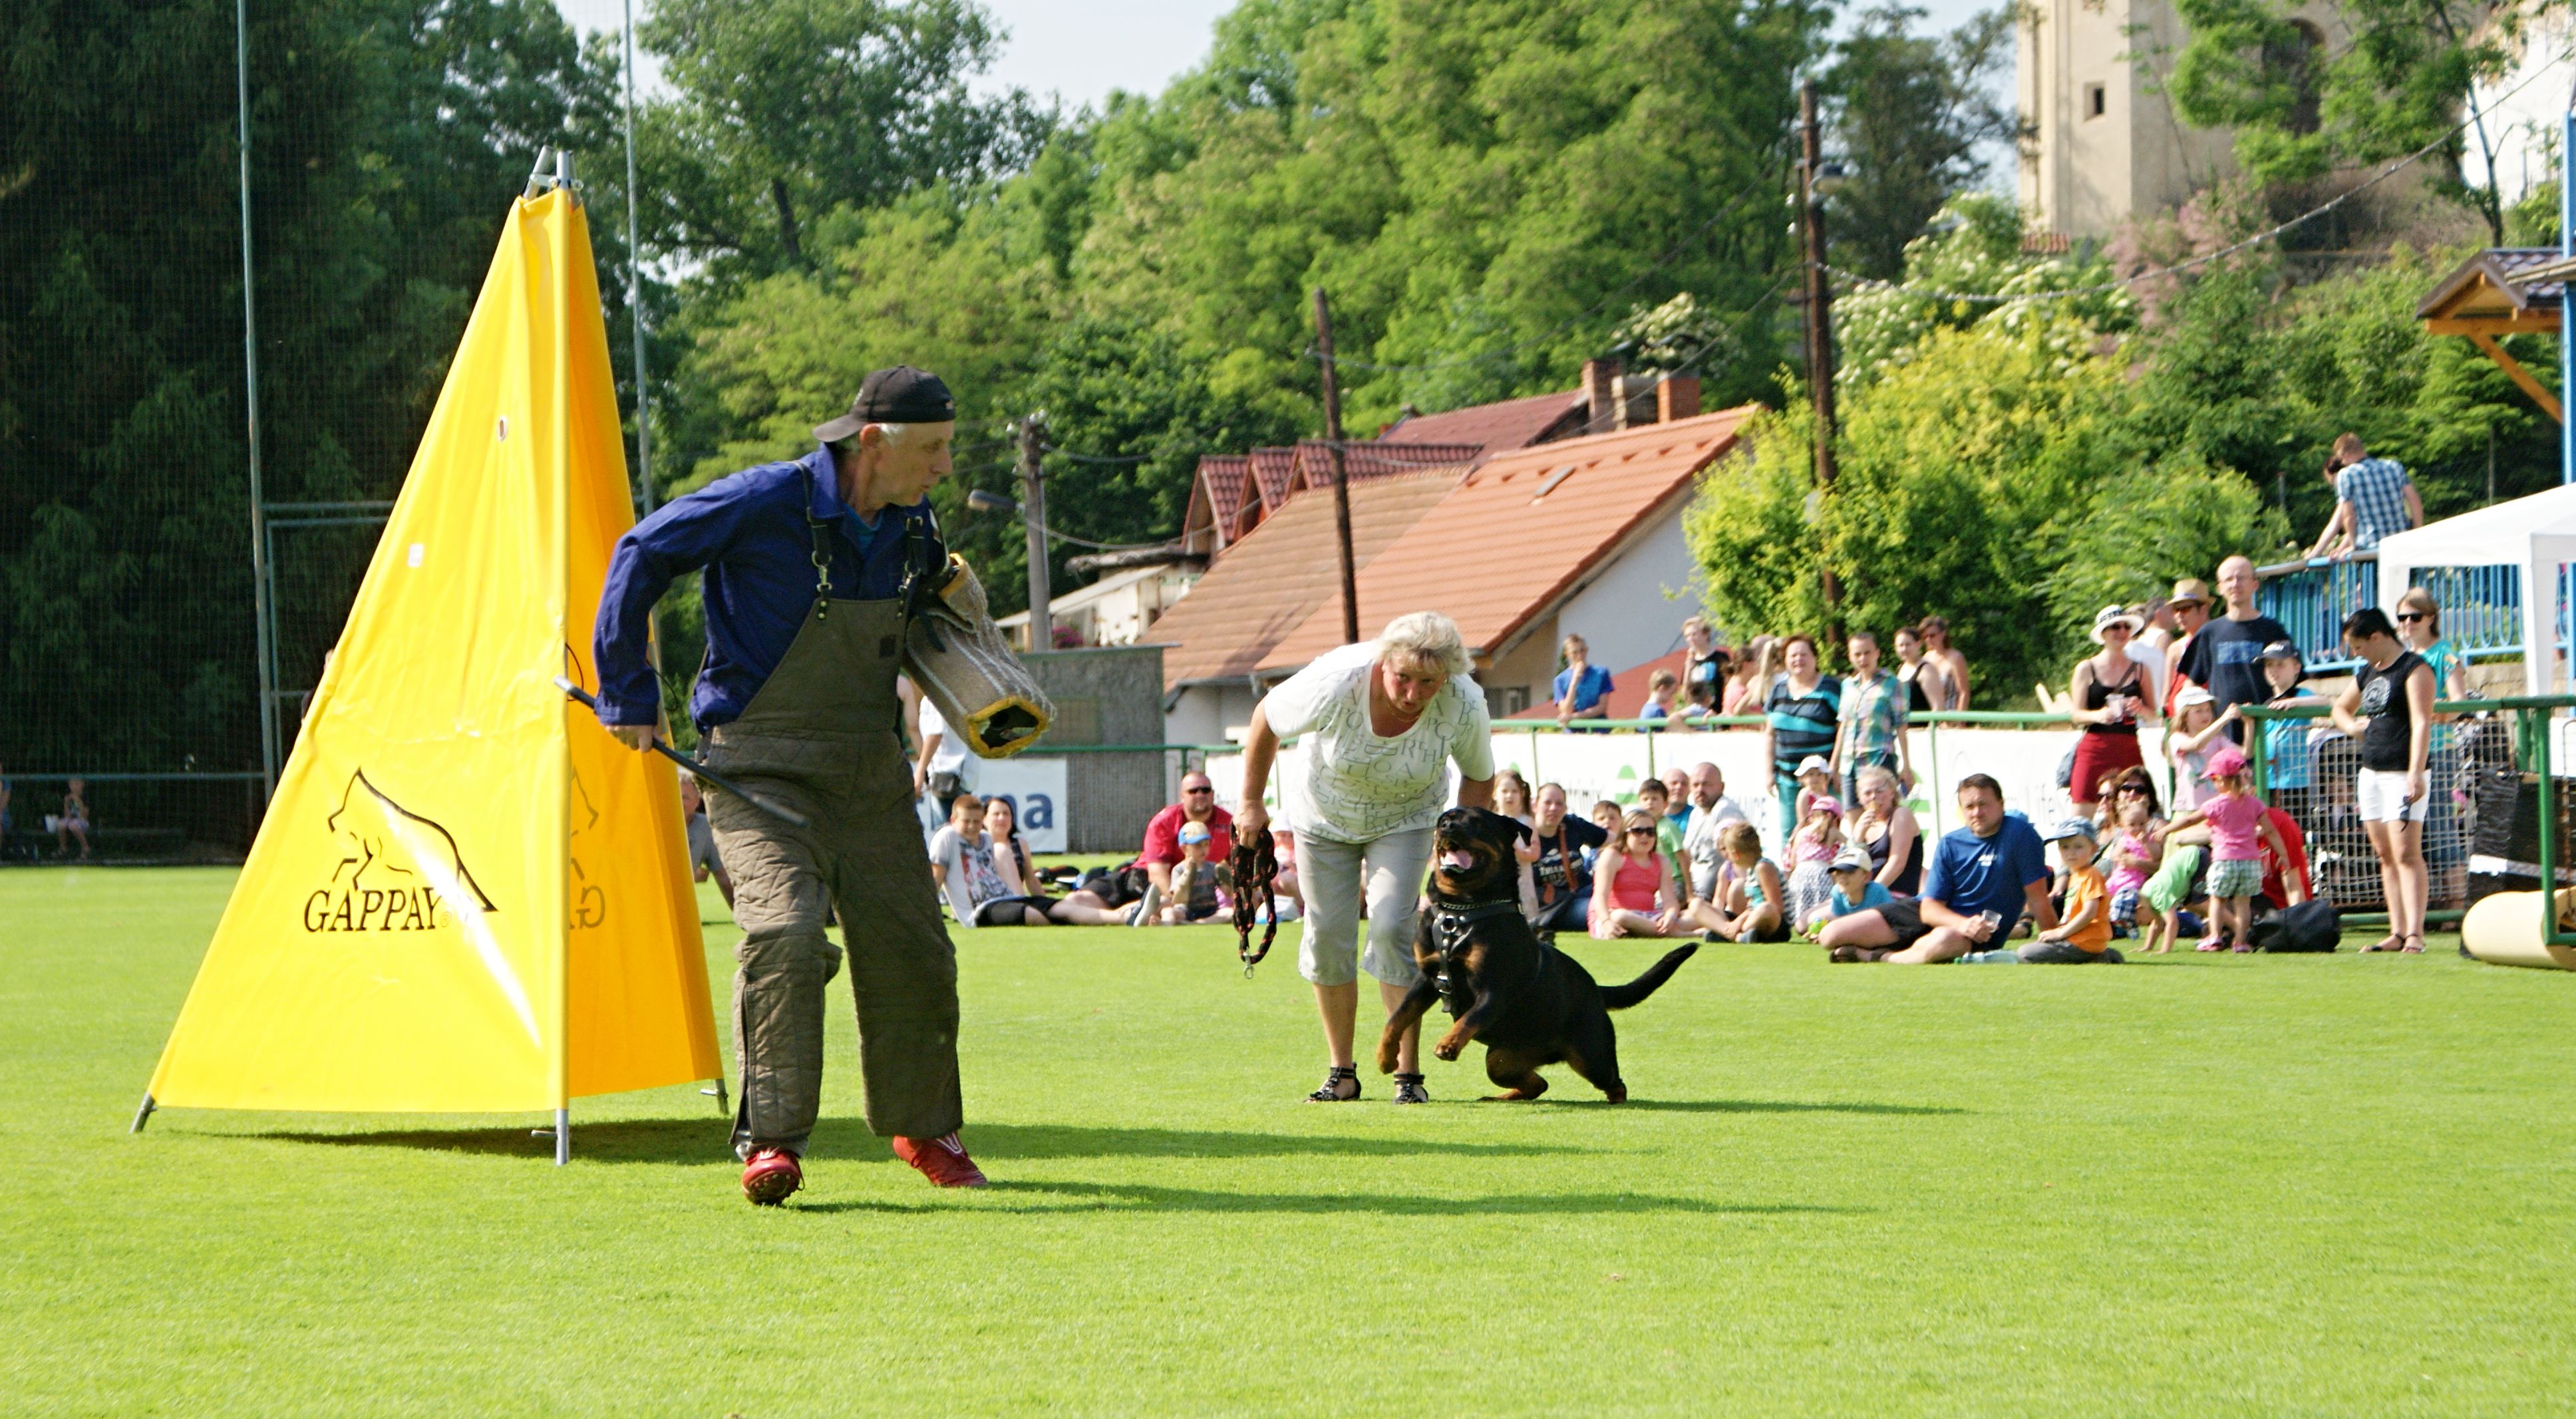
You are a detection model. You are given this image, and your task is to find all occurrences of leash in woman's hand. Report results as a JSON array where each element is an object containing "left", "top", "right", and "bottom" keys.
[{"left": 1230, "top": 826, "right": 1280, "bottom": 977}]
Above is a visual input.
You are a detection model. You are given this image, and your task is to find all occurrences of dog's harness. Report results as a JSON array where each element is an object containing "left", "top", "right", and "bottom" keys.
[
  {"left": 1428, "top": 898, "right": 1522, "bottom": 1016},
  {"left": 1230, "top": 826, "right": 1281, "bottom": 977}
]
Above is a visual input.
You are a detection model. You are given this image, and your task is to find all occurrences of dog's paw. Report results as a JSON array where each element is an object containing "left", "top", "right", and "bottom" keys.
[
  {"left": 1374, "top": 1038, "right": 1401, "bottom": 1074},
  {"left": 1431, "top": 1030, "right": 1466, "bottom": 1062}
]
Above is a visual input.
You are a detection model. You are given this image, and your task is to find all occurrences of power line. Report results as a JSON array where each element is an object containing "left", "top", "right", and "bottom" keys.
[{"left": 1832, "top": 51, "right": 2572, "bottom": 305}]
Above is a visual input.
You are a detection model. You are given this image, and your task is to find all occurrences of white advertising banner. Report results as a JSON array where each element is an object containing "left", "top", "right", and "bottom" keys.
[{"left": 967, "top": 756, "right": 1071, "bottom": 853}]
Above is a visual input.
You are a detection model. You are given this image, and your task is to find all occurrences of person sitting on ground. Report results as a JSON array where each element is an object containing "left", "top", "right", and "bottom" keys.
[
  {"left": 1784, "top": 796, "right": 1846, "bottom": 931},
  {"left": 2067, "top": 605, "right": 2158, "bottom": 810},
  {"left": 1679, "top": 762, "right": 1750, "bottom": 901},
  {"left": 2257, "top": 796, "right": 2311, "bottom": 916},
  {"left": 1893, "top": 623, "right": 1952, "bottom": 714},
  {"left": 2099, "top": 768, "right": 2165, "bottom": 944},
  {"left": 931, "top": 793, "right": 1129, "bottom": 927},
  {"left": 1660, "top": 766, "right": 1692, "bottom": 831},
  {"left": 1961, "top": 818, "right": 2122, "bottom": 964},
  {"left": 1638, "top": 668, "right": 1682, "bottom": 727},
  {"left": 679, "top": 772, "right": 735, "bottom": 909},
  {"left": 1817, "top": 774, "right": 2056, "bottom": 963},
  {"left": 2307, "top": 433, "right": 2421, "bottom": 558},
  {"left": 1584, "top": 799, "right": 1623, "bottom": 872},
  {"left": 1846, "top": 764, "right": 1921, "bottom": 896},
  {"left": 1918, "top": 616, "right": 1971, "bottom": 710},
  {"left": 1632, "top": 775, "right": 1690, "bottom": 884},
  {"left": 1136, "top": 771, "right": 1234, "bottom": 922},
  {"left": 1792, "top": 754, "right": 1836, "bottom": 827},
  {"left": 1157, "top": 821, "right": 1227, "bottom": 924},
  {"left": 57, "top": 778, "right": 91, "bottom": 861},
  {"left": 1763, "top": 635, "right": 1842, "bottom": 842},
  {"left": 1722, "top": 637, "right": 1775, "bottom": 716},
  {"left": 1553, "top": 634, "right": 1614, "bottom": 728},
  {"left": 1591, "top": 810, "right": 1691, "bottom": 939},
  {"left": 1523, "top": 782, "right": 1607, "bottom": 934},
  {"left": 1493, "top": 768, "right": 1537, "bottom": 909},
  {"left": 1689, "top": 820, "right": 1788, "bottom": 943},
  {"left": 984, "top": 794, "right": 1034, "bottom": 892},
  {"left": 1833, "top": 631, "right": 1915, "bottom": 806},
  {"left": 1818, "top": 846, "right": 1893, "bottom": 930}
]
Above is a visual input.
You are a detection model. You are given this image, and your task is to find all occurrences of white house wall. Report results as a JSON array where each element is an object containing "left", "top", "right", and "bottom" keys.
[{"left": 1551, "top": 506, "right": 1703, "bottom": 677}]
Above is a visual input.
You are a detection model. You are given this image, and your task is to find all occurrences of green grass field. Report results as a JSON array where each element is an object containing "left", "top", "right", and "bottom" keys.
[{"left": 6, "top": 867, "right": 2573, "bottom": 1415}]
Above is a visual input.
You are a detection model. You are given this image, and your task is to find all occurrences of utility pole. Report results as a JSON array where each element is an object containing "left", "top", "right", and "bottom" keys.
[
  {"left": 1312, "top": 287, "right": 1361, "bottom": 644},
  {"left": 1798, "top": 79, "right": 1844, "bottom": 613},
  {"left": 1018, "top": 412, "right": 1052, "bottom": 653},
  {"left": 620, "top": 0, "right": 653, "bottom": 518},
  {"left": 237, "top": 0, "right": 277, "bottom": 804}
]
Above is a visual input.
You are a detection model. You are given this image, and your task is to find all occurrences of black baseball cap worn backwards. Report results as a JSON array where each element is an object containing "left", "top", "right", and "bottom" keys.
[{"left": 814, "top": 365, "right": 956, "bottom": 442}]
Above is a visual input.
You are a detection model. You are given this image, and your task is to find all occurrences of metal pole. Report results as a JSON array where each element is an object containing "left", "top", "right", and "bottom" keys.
[
  {"left": 1312, "top": 287, "right": 1360, "bottom": 644},
  {"left": 1019, "top": 414, "right": 1052, "bottom": 651},
  {"left": 1798, "top": 80, "right": 1843, "bottom": 615},
  {"left": 238, "top": 0, "right": 277, "bottom": 804},
  {"left": 621, "top": 0, "right": 653, "bottom": 516},
  {"left": 2561, "top": 82, "right": 2572, "bottom": 488},
  {"left": 555, "top": 1108, "right": 569, "bottom": 1166}
]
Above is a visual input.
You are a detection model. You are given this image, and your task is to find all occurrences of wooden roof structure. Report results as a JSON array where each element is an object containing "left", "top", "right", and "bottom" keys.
[{"left": 2416, "top": 247, "right": 2571, "bottom": 422}]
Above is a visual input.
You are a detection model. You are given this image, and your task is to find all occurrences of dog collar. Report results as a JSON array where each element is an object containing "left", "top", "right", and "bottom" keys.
[{"left": 1431, "top": 898, "right": 1520, "bottom": 955}]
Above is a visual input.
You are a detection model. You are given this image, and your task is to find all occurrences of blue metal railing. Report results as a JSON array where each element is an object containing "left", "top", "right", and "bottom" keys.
[
  {"left": 2255, "top": 553, "right": 2382, "bottom": 671},
  {"left": 2255, "top": 552, "right": 2547, "bottom": 672}
]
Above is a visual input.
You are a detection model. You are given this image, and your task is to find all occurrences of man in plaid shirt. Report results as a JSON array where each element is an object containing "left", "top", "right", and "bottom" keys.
[{"left": 2308, "top": 433, "right": 2420, "bottom": 557}]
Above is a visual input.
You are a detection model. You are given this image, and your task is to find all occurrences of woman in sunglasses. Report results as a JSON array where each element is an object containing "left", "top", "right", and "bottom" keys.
[{"left": 2394, "top": 589, "right": 2468, "bottom": 705}]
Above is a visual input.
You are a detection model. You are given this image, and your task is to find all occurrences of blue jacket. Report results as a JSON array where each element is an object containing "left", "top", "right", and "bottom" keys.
[{"left": 593, "top": 444, "right": 937, "bottom": 731}]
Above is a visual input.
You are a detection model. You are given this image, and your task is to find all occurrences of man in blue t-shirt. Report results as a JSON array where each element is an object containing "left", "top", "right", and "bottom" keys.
[
  {"left": 1815, "top": 774, "right": 2056, "bottom": 963},
  {"left": 1552, "top": 633, "right": 1615, "bottom": 728}
]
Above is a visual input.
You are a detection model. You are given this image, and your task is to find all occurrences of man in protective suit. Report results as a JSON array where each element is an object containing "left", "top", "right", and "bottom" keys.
[{"left": 593, "top": 365, "right": 986, "bottom": 1205}]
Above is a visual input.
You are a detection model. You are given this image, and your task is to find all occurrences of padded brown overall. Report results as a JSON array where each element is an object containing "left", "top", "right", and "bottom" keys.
[{"left": 702, "top": 516, "right": 961, "bottom": 1157}]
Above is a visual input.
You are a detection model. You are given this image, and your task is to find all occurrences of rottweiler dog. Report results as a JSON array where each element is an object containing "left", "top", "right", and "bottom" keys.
[{"left": 1378, "top": 806, "right": 1696, "bottom": 1102}]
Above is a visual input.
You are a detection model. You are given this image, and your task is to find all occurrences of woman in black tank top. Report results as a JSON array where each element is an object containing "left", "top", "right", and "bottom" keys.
[
  {"left": 2333, "top": 607, "right": 2436, "bottom": 953},
  {"left": 2067, "top": 606, "right": 2156, "bottom": 804}
]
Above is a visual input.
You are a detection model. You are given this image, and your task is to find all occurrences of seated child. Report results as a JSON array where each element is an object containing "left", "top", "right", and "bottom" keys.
[
  {"left": 1808, "top": 846, "right": 1891, "bottom": 939},
  {"left": 1783, "top": 796, "right": 1844, "bottom": 933},
  {"left": 1792, "top": 754, "right": 1836, "bottom": 824},
  {"left": 1963, "top": 818, "right": 2122, "bottom": 963},
  {"left": 1688, "top": 820, "right": 1788, "bottom": 943},
  {"left": 1160, "top": 820, "right": 1227, "bottom": 923}
]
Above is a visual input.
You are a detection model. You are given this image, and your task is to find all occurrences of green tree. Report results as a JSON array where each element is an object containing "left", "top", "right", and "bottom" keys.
[{"left": 1820, "top": 5, "right": 2018, "bottom": 281}]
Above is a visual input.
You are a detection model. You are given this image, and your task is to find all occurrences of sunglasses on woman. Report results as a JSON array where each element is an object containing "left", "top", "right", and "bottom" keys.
[{"left": 2396, "top": 612, "right": 2426, "bottom": 623}]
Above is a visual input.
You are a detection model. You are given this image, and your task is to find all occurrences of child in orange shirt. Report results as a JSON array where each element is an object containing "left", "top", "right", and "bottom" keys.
[{"left": 1963, "top": 818, "right": 2122, "bottom": 963}]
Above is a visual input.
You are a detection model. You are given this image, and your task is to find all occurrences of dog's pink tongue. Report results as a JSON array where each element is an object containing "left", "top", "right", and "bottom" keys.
[{"left": 1442, "top": 848, "right": 1476, "bottom": 871}]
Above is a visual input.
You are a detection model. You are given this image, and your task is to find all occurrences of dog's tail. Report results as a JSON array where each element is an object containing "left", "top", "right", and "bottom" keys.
[{"left": 1599, "top": 943, "right": 1698, "bottom": 1010}]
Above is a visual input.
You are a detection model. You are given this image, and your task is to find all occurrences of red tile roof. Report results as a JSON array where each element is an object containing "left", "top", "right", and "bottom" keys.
[
  {"left": 1153, "top": 466, "right": 1469, "bottom": 689},
  {"left": 1192, "top": 455, "right": 1250, "bottom": 548},
  {"left": 1377, "top": 389, "right": 1589, "bottom": 456},
  {"left": 1255, "top": 406, "right": 1756, "bottom": 674},
  {"left": 1291, "top": 439, "right": 1485, "bottom": 490},
  {"left": 1247, "top": 447, "right": 1297, "bottom": 521}
]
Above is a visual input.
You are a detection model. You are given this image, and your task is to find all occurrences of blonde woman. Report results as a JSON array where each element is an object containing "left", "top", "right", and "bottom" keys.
[{"left": 1237, "top": 611, "right": 1496, "bottom": 1104}]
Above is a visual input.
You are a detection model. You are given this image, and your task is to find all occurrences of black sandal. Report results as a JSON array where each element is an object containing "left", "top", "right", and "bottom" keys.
[
  {"left": 1392, "top": 1072, "right": 1430, "bottom": 1105},
  {"left": 1306, "top": 1065, "right": 1360, "bottom": 1102}
]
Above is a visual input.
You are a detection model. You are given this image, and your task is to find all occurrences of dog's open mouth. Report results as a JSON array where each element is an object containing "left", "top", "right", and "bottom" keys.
[{"left": 1440, "top": 847, "right": 1477, "bottom": 872}]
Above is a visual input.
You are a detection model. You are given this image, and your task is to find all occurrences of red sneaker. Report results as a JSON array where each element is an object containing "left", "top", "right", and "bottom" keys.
[
  {"left": 741, "top": 1148, "right": 802, "bottom": 1206},
  {"left": 891, "top": 1132, "right": 989, "bottom": 1187}
]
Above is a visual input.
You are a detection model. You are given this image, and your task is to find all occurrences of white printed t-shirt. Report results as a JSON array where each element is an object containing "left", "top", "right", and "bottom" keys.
[{"left": 1262, "top": 640, "right": 1496, "bottom": 844}]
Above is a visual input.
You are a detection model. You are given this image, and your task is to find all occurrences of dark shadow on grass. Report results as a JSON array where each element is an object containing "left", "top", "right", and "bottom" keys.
[
  {"left": 1612, "top": 1098, "right": 1964, "bottom": 1116},
  {"left": 254, "top": 1118, "right": 1582, "bottom": 1165},
  {"left": 794, "top": 1180, "right": 1869, "bottom": 1218}
]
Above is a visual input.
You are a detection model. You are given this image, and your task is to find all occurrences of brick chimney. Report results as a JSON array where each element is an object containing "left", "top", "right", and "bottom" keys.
[
  {"left": 1657, "top": 374, "right": 1700, "bottom": 423},
  {"left": 1582, "top": 357, "right": 1621, "bottom": 435}
]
